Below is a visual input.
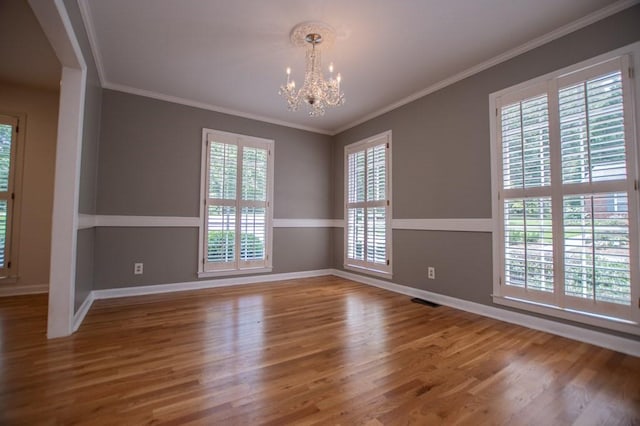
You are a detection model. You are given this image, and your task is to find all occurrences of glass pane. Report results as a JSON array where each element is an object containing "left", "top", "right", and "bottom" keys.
[
  {"left": 208, "top": 142, "right": 237, "bottom": 200},
  {"left": 0, "top": 124, "right": 13, "bottom": 192},
  {"left": 501, "top": 95, "right": 550, "bottom": 189},
  {"left": 366, "top": 207, "right": 386, "bottom": 264},
  {"left": 347, "top": 208, "right": 365, "bottom": 261},
  {"left": 347, "top": 151, "right": 365, "bottom": 203},
  {"left": 563, "top": 193, "right": 630, "bottom": 305},
  {"left": 366, "top": 144, "right": 386, "bottom": 202},
  {"left": 240, "top": 207, "right": 266, "bottom": 261},
  {"left": 0, "top": 200, "right": 6, "bottom": 268},
  {"left": 207, "top": 205, "right": 236, "bottom": 263},
  {"left": 560, "top": 71, "right": 626, "bottom": 184},
  {"left": 242, "top": 147, "right": 268, "bottom": 201},
  {"left": 503, "top": 197, "right": 553, "bottom": 291}
]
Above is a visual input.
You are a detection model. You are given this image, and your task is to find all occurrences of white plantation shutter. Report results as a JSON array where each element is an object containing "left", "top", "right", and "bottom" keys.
[
  {"left": 202, "top": 130, "right": 273, "bottom": 273},
  {"left": 495, "top": 56, "right": 638, "bottom": 321},
  {"left": 345, "top": 131, "right": 391, "bottom": 275},
  {"left": 0, "top": 114, "right": 17, "bottom": 277}
]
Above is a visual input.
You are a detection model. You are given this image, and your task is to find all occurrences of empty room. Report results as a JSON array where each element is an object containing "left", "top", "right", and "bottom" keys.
[{"left": 1, "top": 0, "right": 639, "bottom": 424}]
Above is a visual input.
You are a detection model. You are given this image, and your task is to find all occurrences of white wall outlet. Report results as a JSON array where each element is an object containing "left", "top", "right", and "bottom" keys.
[
  {"left": 134, "top": 262, "right": 144, "bottom": 275},
  {"left": 428, "top": 266, "right": 435, "bottom": 280}
]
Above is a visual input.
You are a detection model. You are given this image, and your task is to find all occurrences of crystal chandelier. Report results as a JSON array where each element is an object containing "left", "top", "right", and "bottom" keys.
[{"left": 279, "top": 22, "right": 345, "bottom": 117}]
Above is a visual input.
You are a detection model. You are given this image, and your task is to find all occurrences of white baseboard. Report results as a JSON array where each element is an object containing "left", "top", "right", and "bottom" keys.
[
  {"left": 0, "top": 283, "right": 49, "bottom": 297},
  {"left": 332, "top": 269, "right": 640, "bottom": 357},
  {"left": 72, "top": 292, "right": 95, "bottom": 332},
  {"left": 69, "top": 267, "right": 640, "bottom": 357},
  {"left": 91, "top": 269, "right": 334, "bottom": 300}
]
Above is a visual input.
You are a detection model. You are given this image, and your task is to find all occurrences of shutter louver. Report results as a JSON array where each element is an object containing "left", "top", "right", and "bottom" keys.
[
  {"left": 203, "top": 133, "right": 272, "bottom": 272},
  {"left": 563, "top": 193, "right": 630, "bottom": 305},
  {"left": 345, "top": 134, "right": 391, "bottom": 274},
  {"left": 0, "top": 118, "right": 17, "bottom": 272},
  {"left": 240, "top": 145, "right": 268, "bottom": 263},
  {"left": 560, "top": 71, "right": 626, "bottom": 184},
  {"left": 496, "top": 56, "right": 636, "bottom": 321},
  {"left": 502, "top": 95, "right": 550, "bottom": 189},
  {"left": 503, "top": 198, "right": 553, "bottom": 292}
]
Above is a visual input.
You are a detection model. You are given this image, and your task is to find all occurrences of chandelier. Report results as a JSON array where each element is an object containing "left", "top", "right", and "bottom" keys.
[{"left": 279, "top": 22, "right": 345, "bottom": 117}]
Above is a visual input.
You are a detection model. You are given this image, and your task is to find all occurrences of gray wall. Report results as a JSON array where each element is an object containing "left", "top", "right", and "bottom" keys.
[
  {"left": 94, "top": 90, "right": 333, "bottom": 289},
  {"left": 332, "top": 5, "right": 640, "bottom": 340},
  {"left": 63, "top": 0, "right": 103, "bottom": 311}
]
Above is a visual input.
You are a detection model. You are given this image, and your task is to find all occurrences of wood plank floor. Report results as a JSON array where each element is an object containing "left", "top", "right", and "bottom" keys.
[{"left": 0, "top": 276, "right": 639, "bottom": 425}]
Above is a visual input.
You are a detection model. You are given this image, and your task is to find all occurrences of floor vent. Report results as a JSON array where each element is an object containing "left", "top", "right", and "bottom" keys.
[{"left": 411, "top": 297, "right": 441, "bottom": 308}]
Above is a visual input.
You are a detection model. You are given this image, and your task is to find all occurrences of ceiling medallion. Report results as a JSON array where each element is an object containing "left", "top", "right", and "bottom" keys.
[{"left": 279, "top": 22, "right": 345, "bottom": 117}]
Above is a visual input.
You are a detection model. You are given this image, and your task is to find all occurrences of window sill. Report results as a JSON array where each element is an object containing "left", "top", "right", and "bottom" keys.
[
  {"left": 493, "top": 295, "right": 640, "bottom": 336},
  {"left": 344, "top": 264, "right": 392, "bottom": 280},
  {"left": 198, "top": 267, "right": 272, "bottom": 279}
]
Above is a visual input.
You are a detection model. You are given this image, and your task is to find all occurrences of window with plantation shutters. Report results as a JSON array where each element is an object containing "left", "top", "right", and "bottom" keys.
[
  {"left": 492, "top": 53, "right": 639, "bottom": 326},
  {"left": 344, "top": 131, "right": 392, "bottom": 275},
  {"left": 0, "top": 114, "right": 18, "bottom": 278},
  {"left": 200, "top": 129, "right": 273, "bottom": 275}
]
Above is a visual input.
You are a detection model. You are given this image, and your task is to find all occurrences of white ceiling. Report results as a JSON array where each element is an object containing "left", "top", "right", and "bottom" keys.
[{"left": 80, "top": 0, "right": 633, "bottom": 134}]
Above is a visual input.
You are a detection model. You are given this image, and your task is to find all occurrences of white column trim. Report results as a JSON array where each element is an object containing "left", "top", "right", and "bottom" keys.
[{"left": 30, "top": 0, "right": 88, "bottom": 339}]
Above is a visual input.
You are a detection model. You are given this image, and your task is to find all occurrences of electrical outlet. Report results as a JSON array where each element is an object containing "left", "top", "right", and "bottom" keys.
[
  {"left": 428, "top": 266, "right": 435, "bottom": 280},
  {"left": 134, "top": 262, "right": 144, "bottom": 275}
]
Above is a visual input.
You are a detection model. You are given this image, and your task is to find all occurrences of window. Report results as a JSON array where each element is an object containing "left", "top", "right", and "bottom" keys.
[
  {"left": 199, "top": 129, "right": 273, "bottom": 276},
  {"left": 0, "top": 114, "right": 18, "bottom": 279},
  {"left": 491, "top": 53, "right": 639, "bottom": 328},
  {"left": 344, "top": 131, "right": 392, "bottom": 276}
]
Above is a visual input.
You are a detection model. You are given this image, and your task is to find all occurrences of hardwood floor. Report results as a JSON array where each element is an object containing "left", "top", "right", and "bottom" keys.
[{"left": 0, "top": 276, "right": 638, "bottom": 425}]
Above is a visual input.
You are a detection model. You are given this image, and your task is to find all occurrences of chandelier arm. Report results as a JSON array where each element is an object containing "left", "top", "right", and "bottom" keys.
[{"left": 279, "top": 23, "right": 345, "bottom": 117}]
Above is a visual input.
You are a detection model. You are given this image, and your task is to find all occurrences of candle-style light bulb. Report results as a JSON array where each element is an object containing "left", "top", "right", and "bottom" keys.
[
  {"left": 337, "top": 73, "right": 341, "bottom": 83},
  {"left": 329, "top": 63, "right": 334, "bottom": 74}
]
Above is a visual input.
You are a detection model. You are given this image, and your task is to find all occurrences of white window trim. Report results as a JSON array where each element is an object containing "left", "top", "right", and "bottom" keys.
[
  {"left": 198, "top": 128, "right": 274, "bottom": 278},
  {"left": 0, "top": 113, "right": 26, "bottom": 282},
  {"left": 489, "top": 41, "right": 640, "bottom": 334},
  {"left": 343, "top": 130, "right": 393, "bottom": 277}
]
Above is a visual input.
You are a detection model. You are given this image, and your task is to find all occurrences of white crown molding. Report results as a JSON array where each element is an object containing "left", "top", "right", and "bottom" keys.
[
  {"left": 392, "top": 218, "right": 493, "bottom": 232},
  {"left": 273, "top": 218, "right": 344, "bottom": 228},
  {"left": 332, "top": 0, "right": 640, "bottom": 134},
  {"left": 76, "top": 0, "right": 637, "bottom": 136},
  {"left": 77, "top": 0, "right": 105, "bottom": 85},
  {"left": 104, "top": 82, "right": 333, "bottom": 136},
  {"left": 332, "top": 269, "right": 640, "bottom": 357},
  {"left": 0, "top": 283, "right": 49, "bottom": 297}
]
